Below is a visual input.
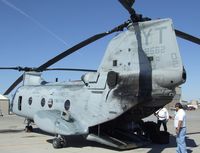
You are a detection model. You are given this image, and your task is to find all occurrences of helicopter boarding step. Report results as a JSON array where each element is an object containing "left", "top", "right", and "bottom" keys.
[{"left": 86, "top": 129, "right": 149, "bottom": 150}]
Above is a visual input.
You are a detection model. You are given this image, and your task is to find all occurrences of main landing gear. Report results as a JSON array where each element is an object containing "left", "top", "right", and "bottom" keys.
[
  {"left": 52, "top": 135, "right": 67, "bottom": 149},
  {"left": 24, "top": 119, "right": 33, "bottom": 132},
  {"left": 25, "top": 125, "right": 33, "bottom": 132}
]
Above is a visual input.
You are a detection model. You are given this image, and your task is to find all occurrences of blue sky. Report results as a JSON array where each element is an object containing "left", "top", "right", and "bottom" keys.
[{"left": 0, "top": 0, "right": 199, "bottom": 101}]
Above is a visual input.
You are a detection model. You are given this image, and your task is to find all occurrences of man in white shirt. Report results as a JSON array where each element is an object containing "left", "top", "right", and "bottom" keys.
[
  {"left": 154, "top": 107, "right": 169, "bottom": 132},
  {"left": 174, "top": 102, "right": 187, "bottom": 153}
]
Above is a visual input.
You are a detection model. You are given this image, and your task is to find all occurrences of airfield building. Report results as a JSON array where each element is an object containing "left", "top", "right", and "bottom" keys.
[{"left": 0, "top": 94, "right": 9, "bottom": 116}]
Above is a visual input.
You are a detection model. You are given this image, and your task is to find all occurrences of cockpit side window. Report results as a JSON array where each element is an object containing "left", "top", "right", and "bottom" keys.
[{"left": 18, "top": 96, "right": 22, "bottom": 111}]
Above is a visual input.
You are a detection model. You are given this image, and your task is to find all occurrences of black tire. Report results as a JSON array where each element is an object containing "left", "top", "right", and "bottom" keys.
[
  {"left": 25, "top": 126, "right": 33, "bottom": 132},
  {"left": 61, "top": 138, "right": 67, "bottom": 147},
  {"left": 52, "top": 138, "right": 62, "bottom": 149},
  {"left": 29, "top": 126, "right": 33, "bottom": 132}
]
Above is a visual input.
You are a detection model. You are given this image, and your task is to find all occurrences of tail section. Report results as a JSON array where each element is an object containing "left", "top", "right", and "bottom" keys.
[{"left": 98, "top": 19, "right": 185, "bottom": 93}]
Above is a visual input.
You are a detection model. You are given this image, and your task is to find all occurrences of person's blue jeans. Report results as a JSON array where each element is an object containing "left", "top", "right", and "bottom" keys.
[{"left": 176, "top": 127, "right": 187, "bottom": 153}]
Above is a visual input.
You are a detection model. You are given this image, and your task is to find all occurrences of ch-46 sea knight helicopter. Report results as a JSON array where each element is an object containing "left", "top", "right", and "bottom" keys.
[{"left": 1, "top": 0, "right": 200, "bottom": 150}]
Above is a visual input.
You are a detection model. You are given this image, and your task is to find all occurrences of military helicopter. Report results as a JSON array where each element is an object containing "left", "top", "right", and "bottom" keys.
[{"left": 1, "top": 0, "right": 200, "bottom": 150}]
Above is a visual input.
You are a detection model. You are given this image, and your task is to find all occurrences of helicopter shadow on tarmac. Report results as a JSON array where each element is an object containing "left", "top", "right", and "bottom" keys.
[
  {"left": 145, "top": 134, "right": 198, "bottom": 153},
  {"left": 44, "top": 134, "right": 198, "bottom": 152},
  {"left": 0, "top": 129, "right": 24, "bottom": 134},
  {"left": 32, "top": 127, "right": 198, "bottom": 152},
  {"left": 0, "top": 125, "right": 195, "bottom": 152},
  {"left": 31, "top": 126, "right": 199, "bottom": 151},
  {"left": 46, "top": 135, "right": 118, "bottom": 150}
]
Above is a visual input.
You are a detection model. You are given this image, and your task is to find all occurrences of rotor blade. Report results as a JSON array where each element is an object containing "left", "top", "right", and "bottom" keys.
[
  {"left": 4, "top": 21, "right": 129, "bottom": 95},
  {"left": 45, "top": 68, "right": 97, "bottom": 72},
  {"left": 0, "top": 66, "right": 97, "bottom": 72},
  {"left": 36, "top": 33, "right": 110, "bottom": 71},
  {"left": 0, "top": 67, "right": 23, "bottom": 96},
  {"left": 37, "top": 21, "right": 129, "bottom": 72},
  {"left": 175, "top": 29, "right": 200, "bottom": 45},
  {"left": 125, "top": 0, "right": 135, "bottom": 7},
  {"left": 119, "top": 0, "right": 200, "bottom": 44},
  {"left": 0, "top": 66, "right": 29, "bottom": 71},
  {"left": 0, "top": 67, "right": 19, "bottom": 70},
  {"left": 118, "top": 0, "right": 144, "bottom": 22},
  {"left": 4, "top": 75, "right": 23, "bottom": 95},
  {"left": 118, "top": 0, "right": 135, "bottom": 15}
]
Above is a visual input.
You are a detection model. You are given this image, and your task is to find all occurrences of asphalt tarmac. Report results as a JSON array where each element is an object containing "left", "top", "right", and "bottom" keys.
[{"left": 0, "top": 109, "right": 200, "bottom": 153}]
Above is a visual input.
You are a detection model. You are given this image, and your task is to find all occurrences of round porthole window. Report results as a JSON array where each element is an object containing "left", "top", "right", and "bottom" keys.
[
  {"left": 28, "top": 97, "right": 32, "bottom": 105},
  {"left": 48, "top": 98, "right": 53, "bottom": 108},
  {"left": 64, "top": 100, "right": 70, "bottom": 111},
  {"left": 41, "top": 98, "right": 45, "bottom": 107}
]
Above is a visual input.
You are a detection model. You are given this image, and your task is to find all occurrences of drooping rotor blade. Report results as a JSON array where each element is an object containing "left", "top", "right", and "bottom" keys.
[
  {"left": 175, "top": 29, "right": 200, "bottom": 45},
  {"left": 4, "top": 21, "right": 129, "bottom": 95},
  {"left": 36, "top": 21, "right": 129, "bottom": 72},
  {"left": 4, "top": 75, "right": 24, "bottom": 95}
]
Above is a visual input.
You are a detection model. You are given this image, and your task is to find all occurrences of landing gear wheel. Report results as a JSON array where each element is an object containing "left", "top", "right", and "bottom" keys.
[
  {"left": 53, "top": 138, "right": 62, "bottom": 149},
  {"left": 52, "top": 137, "right": 66, "bottom": 149},
  {"left": 25, "top": 126, "right": 33, "bottom": 132}
]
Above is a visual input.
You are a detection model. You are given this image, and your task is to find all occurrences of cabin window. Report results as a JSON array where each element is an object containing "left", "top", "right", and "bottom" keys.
[
  {"left": 41, "top": 98, "right": 45, "bottom": 107},
  {"left": 113, "top": 60, "right": 117, "bottom": 66},
  {"left": 64, "top": 100, "right": 70, "bottom": 111},
  {"left": 28, "top": 97, "right": 32, "bottom": 105},
  {"left": 48, "top": 98, "right": 53, "bottom": 108},
  {"left": 18, "top": 96, "right": 22, "bottom": 111}
]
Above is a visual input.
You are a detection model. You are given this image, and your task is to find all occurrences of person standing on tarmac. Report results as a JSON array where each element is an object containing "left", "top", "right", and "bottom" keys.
[
  {"left": 154, "top": 107, "right": 169, "bottom": 132},
  {"left": 174, "top": 102, "right": 187, "bottom": 153}
]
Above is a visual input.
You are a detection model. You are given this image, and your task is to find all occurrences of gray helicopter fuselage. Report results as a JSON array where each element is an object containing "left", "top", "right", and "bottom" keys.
[
  {"left": 11, "top": 18, "right": 185, "bottom": 136},
  {"left": 12, "top": 71, "right": 138, "bottom": 134}
]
